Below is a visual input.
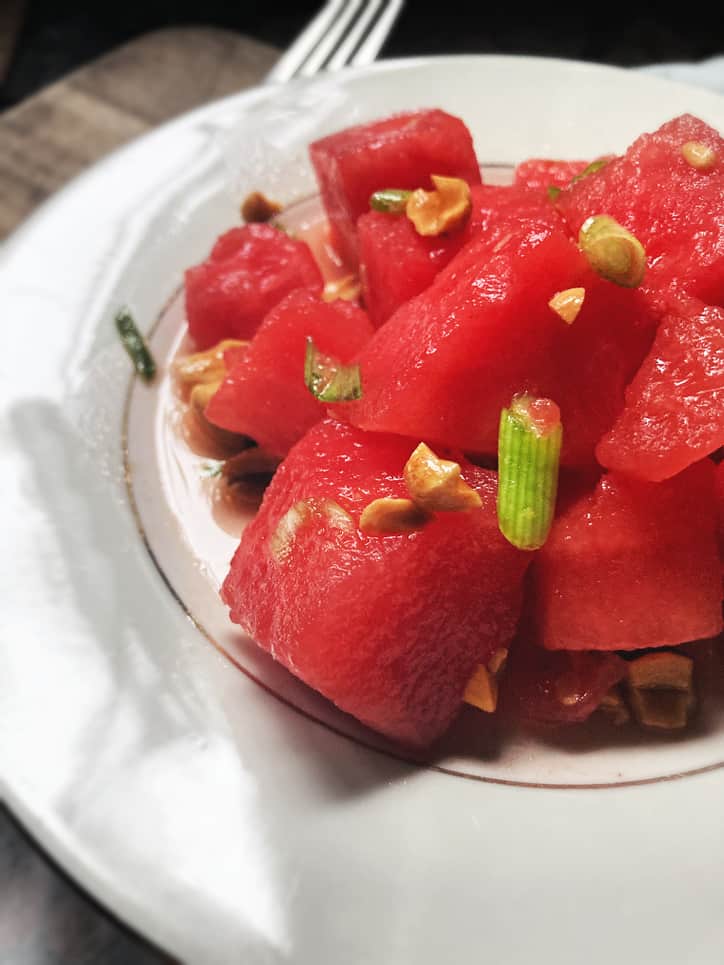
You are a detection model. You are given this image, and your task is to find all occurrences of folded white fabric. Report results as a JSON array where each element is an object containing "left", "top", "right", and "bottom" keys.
[{"left": 639, "top": 54, "right": 724, "bottom": 96}]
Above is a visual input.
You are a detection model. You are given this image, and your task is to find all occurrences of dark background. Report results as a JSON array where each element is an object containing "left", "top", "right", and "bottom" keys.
[{"left": 2, "top": 0, "right": 724, "bottom": 110}]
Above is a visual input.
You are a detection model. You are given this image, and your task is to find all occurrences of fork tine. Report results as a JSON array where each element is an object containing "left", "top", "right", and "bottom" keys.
[
  {"left": 325, "top": 0, "right": 391, "bottom": 72},
  {"left": 297, "top": 0, "right": 368, "bottom": 78},
  {"left": 265, "top": 0, "right": 349, "bottom": 85},
  {"left": 347, "top": 0, "right": 404, "bottom": 67},
  {"left": 265, "top": 0, "right": 405, "bottom": 86}
]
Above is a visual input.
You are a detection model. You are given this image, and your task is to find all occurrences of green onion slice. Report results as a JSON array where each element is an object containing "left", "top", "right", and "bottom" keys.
[
  {"left": 369, "top": 188, "right": 412, "bottom": 214},
  {"left": 578, "top": 215, "right": 646, "bottom": 288},
  {"left": 497, "top": 395, "right": 562, "bottom": 551},
  {"left": 304, "top": 337, "right": 362, "bottom": 403},
  {"left": 115, "top": 307, "right": 156, "bottom": 382},
  {"left": 570, "top": 157, "right": 610, "bottom": 185}
]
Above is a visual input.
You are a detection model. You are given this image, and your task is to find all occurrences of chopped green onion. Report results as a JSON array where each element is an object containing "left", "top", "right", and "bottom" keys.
[
  {"left": 497, "top": 395, "right": 562, "bottom": 551},
  {"left": 115, "top": 307, "right": 156, "bottom": 382},
  {"left": 304, "top": 337, "right": 362, "bottom": 403},
  {"left": 570, "top": 158, "right": 610, "bottom": 185},
  {"left": 578, "top": 215, "right": 646, "bottom": 288},
  {"left": 369, "top": 188, "right": 412, "bottom": 214},
  {"left": 546, "top": 185, "right": 562, "bottom": 201}
]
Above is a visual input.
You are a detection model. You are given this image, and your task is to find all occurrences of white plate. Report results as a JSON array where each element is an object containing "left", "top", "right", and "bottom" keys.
[{"left": 3, "top": 55, "right": 724, "bottom": 965}]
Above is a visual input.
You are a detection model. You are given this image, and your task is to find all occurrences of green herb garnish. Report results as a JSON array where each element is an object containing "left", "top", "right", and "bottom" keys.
[
  {"left": 578, "top": 215, "right": 646, "bottom": 288},
  {"left": 304, "top": 337, "right": 362, "bottom": 403},
  {"left": 369, "top": 188, "right": 412, "bottom": 214},
  {"left": 497, "top": 395, "right": 562, "bottom": 551},
  {"left": 570, "top": 158, "right": 610, "bottom": 185},
  {"left": 115, "top": 307, "right": 156, "bottom": 382}
]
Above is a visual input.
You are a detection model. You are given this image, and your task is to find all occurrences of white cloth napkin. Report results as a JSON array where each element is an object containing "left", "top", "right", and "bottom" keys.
[{"left": 640, "top": 55, "right": 724, "bottom": 96}]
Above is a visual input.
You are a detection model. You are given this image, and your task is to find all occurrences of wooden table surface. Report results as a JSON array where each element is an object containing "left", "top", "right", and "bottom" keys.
[
  {"left": 0, "top": 26, "right": 278, "bottom": 239},
  {"left": 1, "top": 27, "right": 278, "bottom": 964}
]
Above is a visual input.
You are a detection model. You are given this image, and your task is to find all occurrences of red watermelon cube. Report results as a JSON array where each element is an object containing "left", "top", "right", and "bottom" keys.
[
  {"left": 533, "top": 461, "right": 723, "bottom": 651},
  {"left": 185, "top": 224, "right": 323, "bottom": 349},
  {"left": 204, "top": 291, "right": 373, "bottom": 458},
  {"left": 336, "top": 216, "right": 655, "bottom": 467},
  {"left": 465, "top": 182, "right": 564, "bottom": 238},
  {"left": 556, "top": 114, "right": 724, "bottom": 303},
  {"left": 716, "top": 459, "right": 724, "bottom": 585},
  {"left": 309, "top": 109, "right": 481, "bottom": 267},
  {"left": 551, "top": 278, "right": 657, "bottom": 467},
  {"left": 357, "top": 183, "right": 563, "bottom": 328},
  {"left": 513, "top": 158, "right": 591, "bottom": 194},
  {"left": 222, "top": 419, "right": 531, "bottom": 747},
  {"left": 357, "top": 210, "right": 467, "bottom": 328},
  {"left": 500, "top": 631, "right": 626, "bottom": 725},
  {"left": 596, "top": 296, "right": 724, "bottom": 481},
  {"left": 336, "top": 221, "right": 571, "bottom": 455}
]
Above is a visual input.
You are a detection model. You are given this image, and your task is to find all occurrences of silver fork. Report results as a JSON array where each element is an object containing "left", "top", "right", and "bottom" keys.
[{"left": 265, "top": 0, "right": 405, "bottom": 85}]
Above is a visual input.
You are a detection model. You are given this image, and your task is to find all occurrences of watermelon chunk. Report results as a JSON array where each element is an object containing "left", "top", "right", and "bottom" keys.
[
  {"left": 357, "top": 183, "right": 572, "bottom": 328},
  {"left": 464, "top": 182, "right": 564, "bottom": 239},
  {"left": 500, "top": 632, "right": 626, "bottom": 724},
  {"left": 556, "top": 114, "right": 724, "bottom": 303},
  {"left": 514, "top": 158, "right": 591, "bottom": 194},
  {"left": 552, "top": 279, "right": 657, "bottom": 467},
  {"left": 184, "top": 224, "right": 323, "bottom": 349},
  {"left": 533, "top": 461, "right": 723, "bottom": 651},
  {"left": 222, "top": 419, "right": 530, "bottom": 746},
  {"left": 716, "top": 460, "right": 724, "bottom": 585},
  {"left": 357, "top": 210, "right": 468, "bottom": 328},
  {"left": 337, "top": 215, "right": 655, "bottom": 466},
  {"left": 337, "top": 220, "right": 569, "bottom": 454},
  {"left": 597, "top": 296, "right": 724, "bottom": 481},
  {"left": 309, "top": 109, "right": 481, "bottom": 267},
  {"left": 204, "top": 291, "right": 373, "bottom": 458}
]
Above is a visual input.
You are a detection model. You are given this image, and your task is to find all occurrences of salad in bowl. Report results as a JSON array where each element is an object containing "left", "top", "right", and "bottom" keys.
[{"left": 123, "top": 105, "right": 724, "bottom": 750}]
